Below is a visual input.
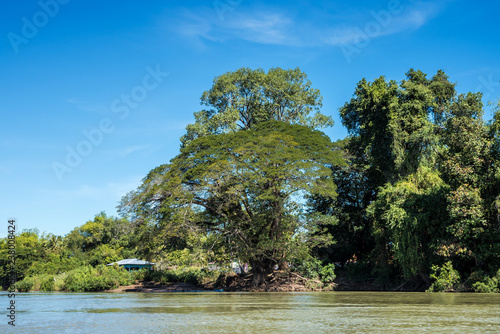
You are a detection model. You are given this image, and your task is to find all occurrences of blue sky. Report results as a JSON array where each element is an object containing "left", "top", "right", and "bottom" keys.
[{"left": 1, "top": 0, "right": 499, "bottom": 238}]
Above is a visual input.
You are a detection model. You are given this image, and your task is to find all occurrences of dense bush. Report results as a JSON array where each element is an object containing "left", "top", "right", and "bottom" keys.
[
  {"left": 144, "top": 267, "right": 222, "bottom": 286},
  {"left": 39, "top": 275, "right": 55, "bottom": 291},
  {"left": 15, "top": 278, "right": 34, "bottom": 292},
  {"left": 320, "top": 263, "right": 337, "bottom": 283},
  {"left": 26, "top": 255, "right": 83, "bottom": 277},
  {"left": 470, "top": 270, "right": 500, "bottom": 293},
  {"left": 130, "top": 268, "right": 149, "bottom": 281},
  {"left": 293, "top": 257, "right": 336, "bottom": 283},
  {"left": 63, "top": 265, "right": 134, "bottom": 292},
  {"left": 15, "top": 265, "right": 134, "bottom": 292},
  {"left": 427, "top": 261, "right": 461, "bottom": 292},
  {"left": 15, "top": 275, "right": 53, "bottom": 292}
]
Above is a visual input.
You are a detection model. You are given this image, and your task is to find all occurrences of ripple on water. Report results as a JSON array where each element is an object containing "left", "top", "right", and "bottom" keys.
[{"left": 1, "top": 291, "right": 499, "bottom": 334}]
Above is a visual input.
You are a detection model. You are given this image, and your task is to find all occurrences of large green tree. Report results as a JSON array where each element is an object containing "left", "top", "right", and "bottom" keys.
[
  {"left": 333, "top": 70, "right": 455, "bottom": 279},
  {"left": 334, "top": 69, "right": 500, "bottom": 288},
  {"left": 120, "top": 67, "right": 343, "bottom": 286},
  {"left": 121, "top": 121, "right": 343, "bottom": 286}
]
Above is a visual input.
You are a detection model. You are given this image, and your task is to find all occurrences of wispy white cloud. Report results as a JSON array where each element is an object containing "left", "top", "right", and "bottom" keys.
[
  {"left": 322, "top": 3, "right": 441, "bottom": 46},
  {"left": 403, "top": 8, "right": 432, "bottom": 28},
  {"left": 227, "top": 13, "right": 294, "bottom": 45},
  {"left": 66, "top": 98, "right": 107, "bottom": 113},
  {"left": 176, "top": 9, "right": 297, "bottom": 46},
  {"left": 111, "top": 144, "right": 161, "bottom": 158},
  {"left": 172, "top": 1, "right": 446, "bottom": 48}
]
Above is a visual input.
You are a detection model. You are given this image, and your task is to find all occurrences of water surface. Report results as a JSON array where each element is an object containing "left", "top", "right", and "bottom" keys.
[{"left": 1, "top": 291, "right": 499, "bottom": 333}]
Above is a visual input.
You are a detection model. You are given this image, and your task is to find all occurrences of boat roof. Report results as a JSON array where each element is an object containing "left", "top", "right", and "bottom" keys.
[{"left": 107, "top": 258, "right": 155, "bottom": 266}]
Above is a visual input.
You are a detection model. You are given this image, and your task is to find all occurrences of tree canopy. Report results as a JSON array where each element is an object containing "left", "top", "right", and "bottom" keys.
[
  {"left": 118, "top": 67, "right": 344, "bottom": 286},
  {"left": 181, "top": 67, "right": 334, "bottom": 146},
  {"left": 311, "top": 69, "right": 500, "bottom": 290},
  {"left": 121, "top": 121, "right": 343, "bottom": 286}
]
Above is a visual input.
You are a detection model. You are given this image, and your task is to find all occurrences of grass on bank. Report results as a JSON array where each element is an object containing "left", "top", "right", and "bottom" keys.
[
  {"left": 14, "top": 265, "right": 229, "bottom": 292},
  {"left": 15, "top": 265, "right": 136, "bottom": 292},
  {"left": 14, "top": 257, "right": 339, "bottom": 292}
]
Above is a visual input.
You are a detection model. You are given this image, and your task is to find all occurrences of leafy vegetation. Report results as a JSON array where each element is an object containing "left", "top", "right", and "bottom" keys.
[
  {"left": 14, "top": 265, "right": 135, "bottom": 292},
  {"left": 320, "top": 69, "right": 500, "bottom": 292},
  {"left": 143, "top": 267, "right": 224, "bottom": 286},
  {"left": 427, "top": 261, "right": 461, "bottom": 292},
  {"left": 2, "top": 67, "right": 499, "bottom": 292}
]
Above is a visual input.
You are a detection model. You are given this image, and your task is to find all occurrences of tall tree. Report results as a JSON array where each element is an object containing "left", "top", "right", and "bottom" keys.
[
  {"left": 121, "top": 121, "right": 343, "bottom": 286},
  {"left": 120, "top": 67, "right": 343, "bottom": 286},
  {"left": 336, "top": 69, "right": 460, "bottom": 284}
]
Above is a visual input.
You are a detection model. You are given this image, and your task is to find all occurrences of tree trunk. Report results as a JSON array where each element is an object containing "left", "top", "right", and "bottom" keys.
[
  {"left": 250, "top": 259, "right": 274, "bottom": 287},
  {"left": 277, "top": 260, "right": 288, "bottom": 271}
]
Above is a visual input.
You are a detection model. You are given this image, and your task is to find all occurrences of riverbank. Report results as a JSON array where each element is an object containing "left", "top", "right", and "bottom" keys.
[
  {"left": 106, "top": 281, "right": 209, "bottom": 292},
  {"left": 106, "top": 269, "right": 427, "bottom": 293},
  {"left": 210, "top": 270, "right": 334, "bottom": 292},
  {"left": 106, "top": 271, "right": 336, "bottom": 293}
]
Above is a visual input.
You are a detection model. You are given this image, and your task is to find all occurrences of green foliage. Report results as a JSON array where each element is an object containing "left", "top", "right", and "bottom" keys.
[
  {"left": 62, "top": 265, "right": 135, "bottom": 292},
  {"left": 65, "top": 212, "right": 138, "bottom": 257},
  {"left": 368, "top": 166, "right": 448, "bottom": 279},
  {"left": 39, "top": 275, "right": 55, "bottom": 291},
  {"left": 26, "top": 253, "right": 83, "bottom": 277},
  {"left": 15, "top": 278, "right": 34, "bottom": 292},
  {"left": 130, "top": 268, "right": 149, "bottom": 281},
  {"left": 144, "top": 267, "right": 222, "bottom": 286},
  {"left": 469, "top": 270, "right": 500, "bottom": 293},
  {"left": 293, "top": 257, "right": 336, "bottom": 283},
  {"left": 15, "top": 274, "right": 57, "bottom": 292},
  {"left": 0, "top": 212, "right": 143, "bottom": 291},
  {"left": 121, "top": 121, "right": 343, "bottom": 286},
  {"left": 320, "top": 263, "right": 337, "bottom": 283},
  {"left": 15, "top": 265, "right": 135, "bottom": 292},
  {"left": 181, "top": 67, "right": 332, "bottom": 146},
  {"left": 472, "top": 280, "right": 499, "bottom": 293},
  {"left": 307, "top": 144, "right": 374, "bottom": 265},
  {"left": 294, "top": 257, "right": 323, "bottom": 280},
  {"left": 158, "top": 246, "right": 217, "bottom": 268},
  {"left": 334, "top": 69, "right": 500, "bottom": 290},
  {"left": 427, "top": 261, "right": 461, "bottom": 292},
  {"left": 5, "top": 68, "right": 500, "bottom": 293}
]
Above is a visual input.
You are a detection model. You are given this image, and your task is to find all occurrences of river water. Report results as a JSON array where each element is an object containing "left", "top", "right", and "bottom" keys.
[{"left": 1, "top": 291, "right": 500, "bottom": 333}]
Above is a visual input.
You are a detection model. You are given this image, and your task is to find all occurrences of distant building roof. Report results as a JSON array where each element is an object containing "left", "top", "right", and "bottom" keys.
[{"left": 107, "top": 258, "right": 155, "bottom": 266}]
